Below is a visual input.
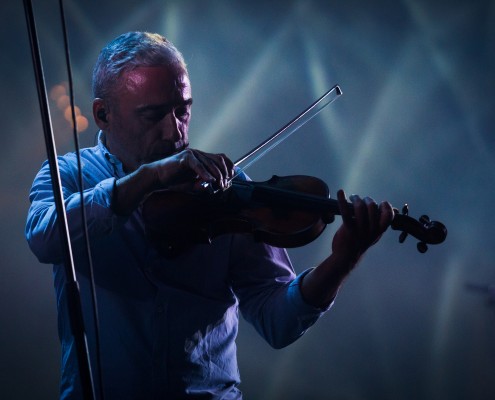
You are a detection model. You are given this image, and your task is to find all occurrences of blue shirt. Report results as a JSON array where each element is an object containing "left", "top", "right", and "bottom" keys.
[{"left": 25, "top": 137, "right": 328, "bottom": 399}]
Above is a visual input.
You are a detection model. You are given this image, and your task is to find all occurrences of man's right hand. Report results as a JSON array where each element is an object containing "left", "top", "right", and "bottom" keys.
[
  {"left": 150, "top": 148, "right": 235, "bottom": 193},
  {"left": 112, "top": 149, "right": 234, "bottom": 216}
]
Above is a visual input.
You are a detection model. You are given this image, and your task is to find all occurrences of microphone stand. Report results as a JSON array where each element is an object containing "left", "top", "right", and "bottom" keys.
[{"left": 23, "top": 1, "right": 96, "bottom": 398}]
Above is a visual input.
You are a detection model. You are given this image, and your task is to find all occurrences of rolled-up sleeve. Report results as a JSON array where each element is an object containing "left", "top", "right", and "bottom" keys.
[
  {"left": 25, "top": 156, "right": 126, "bottom": 264},
  {"left": 230, "top": 235, "right": 330, "bottom": 349}
]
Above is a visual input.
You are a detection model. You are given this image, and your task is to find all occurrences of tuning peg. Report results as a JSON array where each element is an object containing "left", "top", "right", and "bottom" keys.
[
  {"left": 419, "top": 215, "right": 430, "bottom": 224},
  {"left": 417, "top": 242, "right": 428, "bottom": 253},
  {"left": 402, "top": 204, "right": 409, "bottom": 215},
  {"left": 399, "top": 231, "right": 408, "bottom": 243}
]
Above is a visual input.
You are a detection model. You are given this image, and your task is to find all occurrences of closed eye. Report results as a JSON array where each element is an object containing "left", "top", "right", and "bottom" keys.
[
  {"left": 141, "top": 109, "right": 167, "bottom": 123},
  {"left": 174, "top": 105, "right": 191, "bottom": 121},
  {"left": 137, "top": 99, "right": 192, "bottom": 123}
]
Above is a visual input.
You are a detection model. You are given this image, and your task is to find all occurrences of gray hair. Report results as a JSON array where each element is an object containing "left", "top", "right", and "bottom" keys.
[{"left": 92, "top": 31, "right": 187, "bottom": 100}]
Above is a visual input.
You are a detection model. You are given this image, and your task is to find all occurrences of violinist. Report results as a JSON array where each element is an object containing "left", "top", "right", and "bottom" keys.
[{"left": 25, "top": 31, "right": 394, "bottom": 399}]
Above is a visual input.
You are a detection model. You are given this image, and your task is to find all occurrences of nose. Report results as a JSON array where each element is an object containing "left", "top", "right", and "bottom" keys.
[{"left": 161, "top": 111, "right": 182, "bottom": 142}]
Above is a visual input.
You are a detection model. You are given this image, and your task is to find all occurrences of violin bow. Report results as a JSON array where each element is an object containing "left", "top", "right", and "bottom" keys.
[{"left": 233, "top": 85, "right": 343, "bottom": 177}]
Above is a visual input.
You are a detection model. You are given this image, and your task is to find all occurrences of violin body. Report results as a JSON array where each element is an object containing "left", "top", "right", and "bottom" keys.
[
  {"left": 142, "top": 175, "right": 448, "bottom": 257},
  {"left": 143, "top": 175, "right": 333, "bottom": 255}
]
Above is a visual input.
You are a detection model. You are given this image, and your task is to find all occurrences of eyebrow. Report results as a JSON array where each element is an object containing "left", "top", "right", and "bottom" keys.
[{"left": 136, "top": 98, "right": 193, "bottom": 113}]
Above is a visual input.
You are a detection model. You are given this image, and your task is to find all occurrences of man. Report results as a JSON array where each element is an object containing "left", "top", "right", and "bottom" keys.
[{"left": 26, "top": 32, "right": 393, "bottom": 399}]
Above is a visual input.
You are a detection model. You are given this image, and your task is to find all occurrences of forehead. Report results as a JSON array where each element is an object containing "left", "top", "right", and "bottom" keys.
[{"left": 120, "top": 65, "right": 191, "bottom": 102}]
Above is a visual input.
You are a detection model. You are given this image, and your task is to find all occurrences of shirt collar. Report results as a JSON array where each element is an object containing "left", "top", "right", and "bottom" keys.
[{"left": 97, "top": 130, "right": 127, "bottom": 178}]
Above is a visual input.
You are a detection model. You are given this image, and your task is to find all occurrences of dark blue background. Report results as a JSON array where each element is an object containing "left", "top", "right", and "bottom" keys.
[{"left": 1, "top": 1, "right": 494, "bottom": 399}]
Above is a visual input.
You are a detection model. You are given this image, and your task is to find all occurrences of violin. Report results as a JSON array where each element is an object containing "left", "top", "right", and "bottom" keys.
[
  {"left": 142, "top": 174, "right": 447, "bottom": 257},
  {"left": 142, "top": 85, "right": 447, "bottom": 257}
]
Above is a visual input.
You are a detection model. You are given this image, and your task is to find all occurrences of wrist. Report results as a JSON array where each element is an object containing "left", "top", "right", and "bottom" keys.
[
  {"left": 113, "top": 164, "right": 157, "bottom": 215},
  {"left": 139, "top": 163, "right": 161, "bottom": 192}
]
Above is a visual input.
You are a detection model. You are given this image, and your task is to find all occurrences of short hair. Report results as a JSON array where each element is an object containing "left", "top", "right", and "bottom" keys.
[{"left": 92, "top": 31, "right": 187, "bottom": 100}]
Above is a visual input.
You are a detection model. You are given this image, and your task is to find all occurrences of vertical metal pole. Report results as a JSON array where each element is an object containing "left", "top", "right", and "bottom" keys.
[{"left": 22, "top": 1, "right": 96, "bottom": 398}]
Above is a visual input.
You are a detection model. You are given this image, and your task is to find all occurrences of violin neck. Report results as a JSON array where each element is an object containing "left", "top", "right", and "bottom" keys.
[
  {"left": 227, "top": 177, "right": 447, "bottom": 250},
  {"left": 247, "top": 182, "right": 345, "bottom": 216}
]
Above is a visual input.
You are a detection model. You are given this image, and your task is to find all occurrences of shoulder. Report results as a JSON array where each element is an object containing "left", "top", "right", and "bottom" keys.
[
  {"left": 59, "top": 144, "right": 104, "bottom": 167},
  {"left": 35, "top": 145, "right": 102, "bottom": 182}
]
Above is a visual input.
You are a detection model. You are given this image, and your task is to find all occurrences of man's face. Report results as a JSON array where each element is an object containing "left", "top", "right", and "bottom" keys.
[{"left": 104, "top": 65, "right": 192, "bottom": 172}]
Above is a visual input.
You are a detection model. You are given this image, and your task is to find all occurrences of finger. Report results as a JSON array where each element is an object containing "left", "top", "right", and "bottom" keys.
[
  {"left": 195, "top": 151, "right": 233, "bottom": 189},
  {"left": 350, "top": 194, "right": 367, "bottom": 244},
  {"left": 363, "top": 196, "right": 379, "bottom": 239},
  {"left": 337, "top": 189, "right": 353, "bottom": 227},
  {"left": 220, "top": 153, "right": 235, "bottom": 179},
  {"left": 366, "top": 201, "right": 394, "bottom": 247},
  {"left": 212, "top": 153, "right": 234, "bottom": 185},
  {"left": 179, "top": 149, "right": 216, "bottom": 184},
  {"left": 197, "top": 151, "right": 223, "bottom": 185},
  {"left": 180, "top": 149, "right": 223, "bottom": 188},
  {"left": 378, "top": 201, "right": 394, "bottom": 232}
]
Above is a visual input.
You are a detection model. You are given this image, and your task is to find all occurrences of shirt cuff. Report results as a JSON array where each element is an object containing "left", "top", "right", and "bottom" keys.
[
  {"left": 92, "top": 177, "right": 129, "bottom": 229},
  {"left": 288, "top": 268, "right": 335, "bottom": 314}
]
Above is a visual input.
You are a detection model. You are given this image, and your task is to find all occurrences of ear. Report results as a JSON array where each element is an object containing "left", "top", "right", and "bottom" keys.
[{"left": 93, "top": 98, "right": 109, "bottom": 129}]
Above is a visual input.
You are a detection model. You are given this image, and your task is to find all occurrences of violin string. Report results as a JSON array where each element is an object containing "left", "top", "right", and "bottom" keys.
[{"left": 231, "top": 85, "right": 342, "bottom": 181}]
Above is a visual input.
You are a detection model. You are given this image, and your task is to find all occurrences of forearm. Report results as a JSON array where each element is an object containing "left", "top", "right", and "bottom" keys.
[
  {"left": 112, "top": 164, "right": 158, "bottom": 215},
  {"left": 300, "top": 190, "right": 394, "bottom": 309},
  {"left": 26, "top": 178, "right": 119, "bottom": 264},
  {"left": 300, "top": 252, "right": 356, "bottom": 309}
]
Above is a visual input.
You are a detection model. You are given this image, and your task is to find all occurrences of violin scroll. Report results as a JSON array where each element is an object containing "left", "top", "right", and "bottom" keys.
[{"left": 391, "top": 204, "right": 447, "bottom": 253}]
